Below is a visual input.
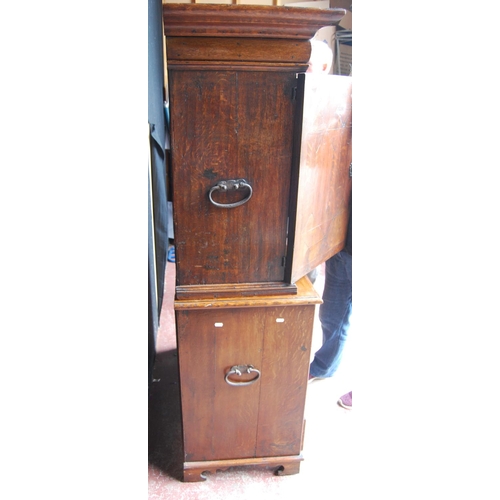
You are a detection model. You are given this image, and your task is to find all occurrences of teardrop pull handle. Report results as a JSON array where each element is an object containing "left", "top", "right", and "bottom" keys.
[
  {"left": 224, "top": 364, "right": 261, "bottom": 386},
  {"left": 208, "top": 179, "right": 253, "bottom": 208}
]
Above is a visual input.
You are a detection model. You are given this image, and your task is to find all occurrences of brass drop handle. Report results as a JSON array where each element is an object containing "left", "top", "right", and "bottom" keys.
[
  {"left": 225, "top": 364, "right": 261, "bottom": 386},
  {"left": 208, "top": 179, "right": 253, "bottom": 208}
]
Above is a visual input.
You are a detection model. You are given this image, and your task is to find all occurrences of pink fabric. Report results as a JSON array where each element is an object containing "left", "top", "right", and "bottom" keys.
[{"left": 338, "top": 391, "right": 352, "bottom": 409}]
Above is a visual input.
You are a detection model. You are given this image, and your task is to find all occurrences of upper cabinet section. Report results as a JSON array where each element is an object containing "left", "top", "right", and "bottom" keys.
[{"left": 163, "top": 4, "right": 350, "bottom": 300}]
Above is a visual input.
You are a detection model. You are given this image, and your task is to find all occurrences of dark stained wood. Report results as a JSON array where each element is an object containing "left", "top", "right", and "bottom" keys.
[
  {"left": 175, "top": 276, "right": 319, "bottom": 480},
  {"left": 175, "top": 281, "right": 297, "bottom": 301},
  {"left": 177, "top": 307, "right": 265, "bottom": 461},
  {"left": 287, "top": 73, "right": 352, "bottom": 283},
  {"left": 212, "top": 310, "right": 264, "bottom": 460},
  {"left": 256, "top": 304, "right": 315, "bottom": 457},
  {"left": 169, "top": 69, "right": 295, "bottom": 288},
  {"left": 175, "top": 308, "right": 217, "bottom": 460},
  {"left": 166, "top": 36, "right": 312, "bottom": 66},
  {"left": 164, "top": 4, "right": 349, "bottom": 298},
  {"left": 163, "top": 4, "right": 349, "bottom": 482},
  {"left": 163, "top": 4, "right": 345, "bottom": 40}
]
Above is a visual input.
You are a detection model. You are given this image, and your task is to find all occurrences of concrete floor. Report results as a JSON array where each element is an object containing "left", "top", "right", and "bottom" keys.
[{"left": 148, "top": 262, "right": 355, "bottom": 499}]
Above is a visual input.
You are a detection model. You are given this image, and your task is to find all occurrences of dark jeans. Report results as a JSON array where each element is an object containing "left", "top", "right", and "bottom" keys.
[{"left": 309, "top": 250, "right": 352, "bottom": 378}]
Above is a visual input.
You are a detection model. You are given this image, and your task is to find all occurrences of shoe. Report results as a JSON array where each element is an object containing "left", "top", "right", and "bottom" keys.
[
  {"left": 308, "top": 374, "right": 326, "bottom": 383},
  {"left": 337, "top": 391, "right": 352, "bottom": 410},
  {"left": 167, "top": 245, "right": 175, "bottom": 263}
]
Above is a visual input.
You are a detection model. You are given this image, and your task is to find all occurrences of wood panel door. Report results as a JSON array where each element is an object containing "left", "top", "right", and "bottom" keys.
[
  {"left": 169, "top": 69, "right": 296, "bottom": 288},
  {"left": 175, "top": 302, "right": 315, "bottom": 462},
  {"left": 287, "top": 73, "right": 352, "bottom": 283},
  {"left": 176, "top": 306, "right": 264, "bottom": 461}
]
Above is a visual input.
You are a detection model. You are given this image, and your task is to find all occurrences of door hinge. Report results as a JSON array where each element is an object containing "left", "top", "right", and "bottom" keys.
[
  {"left": 282, "top": 256, "right": 287, "bottom": 267},
  {"left": 349, "top": 162, "right": 352, "bottom": 178},
  {"left": 292, "top": 87, "right": 297, "bottom": 100}
]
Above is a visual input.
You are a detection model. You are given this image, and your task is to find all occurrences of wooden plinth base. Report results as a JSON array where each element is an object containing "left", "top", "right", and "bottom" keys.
[{"left": 183, "top": 455, "right": 303, "bottom": 482}]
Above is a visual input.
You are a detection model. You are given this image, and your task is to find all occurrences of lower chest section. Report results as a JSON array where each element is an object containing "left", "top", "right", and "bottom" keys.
[{"left": 175, "top": 302, "right": 315, "bottom": 462}]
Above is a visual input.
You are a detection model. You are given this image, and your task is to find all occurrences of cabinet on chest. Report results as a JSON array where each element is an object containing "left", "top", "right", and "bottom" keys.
[{"left": 162, "top": 3, "right": 351, "bottom": 482}]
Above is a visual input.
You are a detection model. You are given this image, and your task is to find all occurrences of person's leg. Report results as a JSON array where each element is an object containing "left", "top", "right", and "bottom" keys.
[{"left": 309, "top": 250, "right": 352, "bottom": 378}]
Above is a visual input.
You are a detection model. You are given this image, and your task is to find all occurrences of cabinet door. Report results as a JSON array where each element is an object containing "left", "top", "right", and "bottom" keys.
[
  {"left": 176, "top": 303, "right": 313, "bottom": 462},
  {"left": 169, "top": 69, "right": 296, "bottom": 287},
  {"left": 176, "top": 307, "right": 264, "bottom": 462},
  {"left": 288, "top": 74, "right": 352, "bottom": 283}
]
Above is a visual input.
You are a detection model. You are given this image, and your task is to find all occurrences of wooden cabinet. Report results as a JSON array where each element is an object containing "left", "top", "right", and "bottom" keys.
[
  {"left": 162, "top": 4, "right": 352, "bottom": 481},
  {"left": 164, "top": 4, "right": 351, "bottom": 300},
  {"left": 175, "top": 276, "right": 321, "bottom": 481}
]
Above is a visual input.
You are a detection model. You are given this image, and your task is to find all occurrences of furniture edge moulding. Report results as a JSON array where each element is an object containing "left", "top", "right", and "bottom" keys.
[
  {"left": 164, "top": 4, "right": 346, "bottom": 72},
  {"left": 174, "top": 275, "right": 322, "bottom": 311},
  {"left": 175, "top": 281, "right": 300, "bottom": 301},
  {"left": 163, "top": 4, "right": 346, "bottom": 40},
  {"left": 166, "top": 37, "right": 312, "bottom": 65}
]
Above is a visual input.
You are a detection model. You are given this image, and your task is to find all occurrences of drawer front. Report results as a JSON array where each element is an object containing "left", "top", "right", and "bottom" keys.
[
  {"left": 169, "top": 69, "right": 296, "bottom": 287},
  {"left": 176, "top": 303, "right": 314, "bottom": 462}
]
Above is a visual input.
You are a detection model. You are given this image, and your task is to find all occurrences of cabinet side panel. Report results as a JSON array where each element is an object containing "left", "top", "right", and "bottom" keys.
[
  {"left": 256, "top": 304, "right": 315, "bottom": 457},
  {"left": 176, "top": 310, "right": 217, "bottom": 461},
  {"left": 169, "top": 69, "right": 295, "bottom": 286}
]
